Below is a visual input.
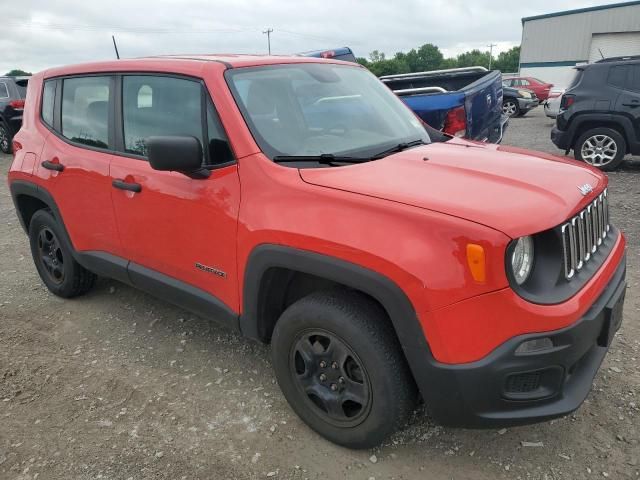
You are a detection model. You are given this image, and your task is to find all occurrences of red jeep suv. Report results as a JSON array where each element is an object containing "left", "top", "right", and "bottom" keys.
[{"left": 8, "top": 55, "right": 627, "bottom": 448}]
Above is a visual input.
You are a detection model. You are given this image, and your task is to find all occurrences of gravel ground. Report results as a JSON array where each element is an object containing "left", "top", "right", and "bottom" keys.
[{"left": 0, "top": 107, "right": 638, "bottom": 479}]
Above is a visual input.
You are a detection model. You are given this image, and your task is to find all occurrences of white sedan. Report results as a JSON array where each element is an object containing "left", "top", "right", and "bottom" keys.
[{"left": 544, "top": 87, "right": 565, "bottom": 119}]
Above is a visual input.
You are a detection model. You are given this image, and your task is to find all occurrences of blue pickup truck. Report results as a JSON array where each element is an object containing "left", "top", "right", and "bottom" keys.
[
  {"left": 379, "top": 67, "right": 508, "bottom": 143},
  {"left": 301, "top": 49, "right": 508, "bottom": 144}
]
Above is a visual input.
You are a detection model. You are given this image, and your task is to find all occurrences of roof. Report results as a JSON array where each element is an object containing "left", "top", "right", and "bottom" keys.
[
  {"left": 41, "top": 54, "right": 353, "bottom": 79},
  {"left": 149, "top": 53, "right": 345, "bottom": 67},
  {"left": 521, "top": 0, "right": 640, "bottom": 24}
]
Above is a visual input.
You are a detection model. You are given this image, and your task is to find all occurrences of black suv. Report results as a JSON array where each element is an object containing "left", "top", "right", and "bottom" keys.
[
  {"left": 0, "top": 76, "right": 29, "bottom": 154},
  {"left": 551, "top": 56, "right": 640, "bottom": 171}
]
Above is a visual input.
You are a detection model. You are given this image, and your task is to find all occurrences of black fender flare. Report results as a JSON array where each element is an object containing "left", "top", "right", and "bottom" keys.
[
  {"left": 239, "top": 244, "right": 441, "bottom": 406},
  {"left": 566, "top": 112, "right": 639, "bottom": 151},
  {"left": 9, "top": 180, "right": 72, "bottom": 242},
  {"left": 239, "top": 244, "right": 427, "bottom": 350}
]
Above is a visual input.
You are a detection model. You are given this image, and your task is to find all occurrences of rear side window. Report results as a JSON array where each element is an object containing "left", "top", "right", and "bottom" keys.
[
  {"left": 122, "top": 76, "right": 203, "bottom": 157},
  {"left": 607, "top": 65, "right": 629, "bottom": 89},
  {"left": 0, "top": 83, "right": 8, "bottom": 99},
  {"left": 41, "top": 81, "right": 56, "bottom": 127},
  {"left": 62, "top": 76, "right": 111, "bottom": 148}
]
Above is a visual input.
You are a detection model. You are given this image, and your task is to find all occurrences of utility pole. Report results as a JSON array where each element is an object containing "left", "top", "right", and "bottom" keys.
[
  {"left": 487, "top": 43, "right": 496, "bottom": 70},
  {"left": 112, "top": 35, "right": 120, "bottom": 59},
  {"left": 263, "top": 28, "right": 273, "bottom": 55}
]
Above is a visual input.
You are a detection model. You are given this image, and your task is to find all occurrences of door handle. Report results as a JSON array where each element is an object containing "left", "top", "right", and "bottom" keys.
[
  {"left": 112, "top": 179, "right": 142, "bottom": 193},
  {"left": 41, "top": 160, "right": 64, "bottom": 172},
  {"left": 622, "top": 102, "right": 639, "bottom": 108}
]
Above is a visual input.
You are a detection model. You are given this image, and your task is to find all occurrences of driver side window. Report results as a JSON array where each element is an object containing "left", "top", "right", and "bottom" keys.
[{"left": 122, "top": 75, "right": 203, "bottom": 158}]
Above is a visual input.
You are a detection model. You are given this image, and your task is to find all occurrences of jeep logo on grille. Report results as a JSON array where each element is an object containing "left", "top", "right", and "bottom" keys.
[{"left": 578, "top": 184, "right": 593, "bottom": 196}]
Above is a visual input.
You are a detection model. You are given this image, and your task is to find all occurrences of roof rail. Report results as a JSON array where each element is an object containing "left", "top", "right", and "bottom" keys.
[
  {"left": 595, "top": 55, "right": 640, "bottom": 63},
  {"left": 379, "top": 66, "right": 487, "bottom": 81}
]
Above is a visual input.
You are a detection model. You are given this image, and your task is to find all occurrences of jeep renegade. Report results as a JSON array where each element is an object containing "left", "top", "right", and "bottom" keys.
[{"left": 9, "top": 55, "right": 627, "bottom": 448}]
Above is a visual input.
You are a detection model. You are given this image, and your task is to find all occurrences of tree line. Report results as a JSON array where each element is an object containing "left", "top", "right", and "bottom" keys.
[
  {"left": 357, "top": 44, "right": 520, "bottom": 77},
  {"left": 4, "top": 69, "right": 32, "bottom": 77}
]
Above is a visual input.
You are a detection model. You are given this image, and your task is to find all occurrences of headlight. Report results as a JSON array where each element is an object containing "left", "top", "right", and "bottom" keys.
[
  {"left": 518, "top": 90, "right": 532, "bottom": 99},
  {"left": 511, "top": 236, "right": 534, "bottom": 285}
]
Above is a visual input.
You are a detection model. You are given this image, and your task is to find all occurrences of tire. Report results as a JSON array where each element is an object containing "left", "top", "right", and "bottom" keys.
[
  {"left": 271, "top": 289, "right": 417, "bottom": 449},
  {"left": 29, "top": 209, "right": 96, "bottom": 298},
  {"left": 574, "top": 127, "right": 626, "bottom": 171},
  {"left": 502, "top": 98, "right": 519, "bottom": 117},
  {"left": 0, "top": 123, "right": 11, "bottom": 154}
]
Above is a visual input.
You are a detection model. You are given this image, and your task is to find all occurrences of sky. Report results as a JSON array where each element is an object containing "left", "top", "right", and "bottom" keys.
[{"left": 1, "top": 0, "right": 630, "bottom": 74}]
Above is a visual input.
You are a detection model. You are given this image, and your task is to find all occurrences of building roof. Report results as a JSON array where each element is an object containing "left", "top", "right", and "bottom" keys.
[{"left": 521, "top": 0, "right": 640, "bottom": 24}]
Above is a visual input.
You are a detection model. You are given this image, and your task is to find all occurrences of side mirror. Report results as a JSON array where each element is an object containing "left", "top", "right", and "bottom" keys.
[{"left": 147, "top": 136, "right": 210, "bottom": 179}]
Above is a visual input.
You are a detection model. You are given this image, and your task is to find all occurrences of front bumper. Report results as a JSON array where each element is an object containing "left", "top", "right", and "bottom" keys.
[
  {"left": 406, "top": 256, "right": 626, "bottom": 428},
  {"left": 518, "top": 98, "right": 539, "bottom": 113}
]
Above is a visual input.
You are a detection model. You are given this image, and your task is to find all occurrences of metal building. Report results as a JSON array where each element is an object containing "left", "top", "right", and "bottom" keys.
[{"left": 519, "top": 1, "right": 640, "bottom": 87}]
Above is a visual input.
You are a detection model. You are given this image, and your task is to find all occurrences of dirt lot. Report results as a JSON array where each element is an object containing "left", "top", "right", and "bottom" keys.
[{"left": 0, "top": 107, "right": 638, "bottom": 479}]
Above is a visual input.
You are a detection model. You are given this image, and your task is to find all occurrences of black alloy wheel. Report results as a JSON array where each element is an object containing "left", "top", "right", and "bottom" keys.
[{"left": 290, "top": 329, "right": 372, "bottom": 427}]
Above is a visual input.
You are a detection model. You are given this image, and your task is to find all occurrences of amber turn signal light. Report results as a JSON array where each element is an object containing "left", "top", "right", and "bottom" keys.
[{"left": 466, "top": 244, "right": 486, "bottom": 283}]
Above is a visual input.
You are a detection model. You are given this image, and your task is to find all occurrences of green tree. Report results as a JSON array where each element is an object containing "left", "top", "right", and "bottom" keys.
[
  {"left": 493, "top": 46, "right": 520, "bottom": 73},
  {"left": 404, "top": 43, "right": 444, "bottom": 72},
  {"left": 367, "top": 58, "right": 410, "bottom": 77},
  {"left": 5, "top": 69, "right": 31, "bottom": 76},
  {"left": 439, "top": 57, "right": 459, "bottom": 69},
  {"left": 456, "top": 49, "right": 491, "bottom": 68},
  {"left": 369, "top": 50, "right": 386, "bottom": 62}
]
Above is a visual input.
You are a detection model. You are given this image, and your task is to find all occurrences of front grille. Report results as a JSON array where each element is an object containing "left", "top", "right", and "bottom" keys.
[{"left": 561, "top": 189, "right": 610, "bottom": 280}]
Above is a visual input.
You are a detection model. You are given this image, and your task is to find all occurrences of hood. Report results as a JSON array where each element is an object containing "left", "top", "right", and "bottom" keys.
[{"left": 299, "top": 140, "right": 606, "bottom": 238}]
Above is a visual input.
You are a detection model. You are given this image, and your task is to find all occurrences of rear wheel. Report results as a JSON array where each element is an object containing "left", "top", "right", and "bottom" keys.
[
  {"left": 29, "top": 210, "right": 96, "bottom": 298},
  {"left": 502, "top": 99, "right": 519, "bottom": 117},
  {"left": 271, "top": 290, "right": 416, "bottom": 448},
  {"left": 574, "top": 127, "right": 626, "bottom": 171},
  {"left": 0, "top": 123, "right": 11, "bottom": 154}
]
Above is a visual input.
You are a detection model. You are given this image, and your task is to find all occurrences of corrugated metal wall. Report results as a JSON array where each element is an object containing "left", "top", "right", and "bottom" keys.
[{"left": 520, "top": 4, "right": 640, "bottom": 63}]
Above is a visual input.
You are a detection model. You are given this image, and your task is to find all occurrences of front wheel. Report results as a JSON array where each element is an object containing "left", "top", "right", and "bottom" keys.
[
  {"left": 574, "top": 127, "right": 626, "bottom": 171},
  {"left": 502, "top": 98, "right": 520, "bottom": 117},
  {"left": 271, "top": 290, "right": 417, "bottom": 449}
]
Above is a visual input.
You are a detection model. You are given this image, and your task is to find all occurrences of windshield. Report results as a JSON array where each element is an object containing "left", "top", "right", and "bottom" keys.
[{"left": 225, "top": 63, "right": 430, "bottom": 159}]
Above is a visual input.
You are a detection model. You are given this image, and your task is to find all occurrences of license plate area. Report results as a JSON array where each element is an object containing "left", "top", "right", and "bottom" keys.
[{"left": 598, "top": 282, "right": 626, "bottom": 347}]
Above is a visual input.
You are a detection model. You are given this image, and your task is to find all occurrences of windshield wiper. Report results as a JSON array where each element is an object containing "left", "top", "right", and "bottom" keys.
[
  {"left": 272, "top": 154, "right": 371, "bottom": 165},
  {"left": 370, "top": 139, "right": 427, "bottom": 160}
]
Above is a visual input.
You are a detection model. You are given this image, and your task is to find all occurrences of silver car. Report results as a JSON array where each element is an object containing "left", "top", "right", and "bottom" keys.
[{"left": 544, "top": 87, "right": 565, "bottom": 119}]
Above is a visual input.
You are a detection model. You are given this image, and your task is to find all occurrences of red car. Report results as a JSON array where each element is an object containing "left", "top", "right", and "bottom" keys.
[
  {"left": 8, "top": 55, "right": 626, "bottom": 448},
  {"left": 504, "top": 76, "right": 554, "bottom": 101}
]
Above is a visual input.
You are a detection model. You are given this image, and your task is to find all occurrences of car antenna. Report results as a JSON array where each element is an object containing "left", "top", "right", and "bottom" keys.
[
  {"left": 598, "top": 48, "right": 605, "bottom": 60},
  {"left": 112, "top": 35, "right": 121, "bottom": 60}
]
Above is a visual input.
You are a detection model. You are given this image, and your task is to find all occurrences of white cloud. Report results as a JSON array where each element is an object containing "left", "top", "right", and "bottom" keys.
[{"left": 1, "top": 0, "right": 627, "bottom": 74}]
